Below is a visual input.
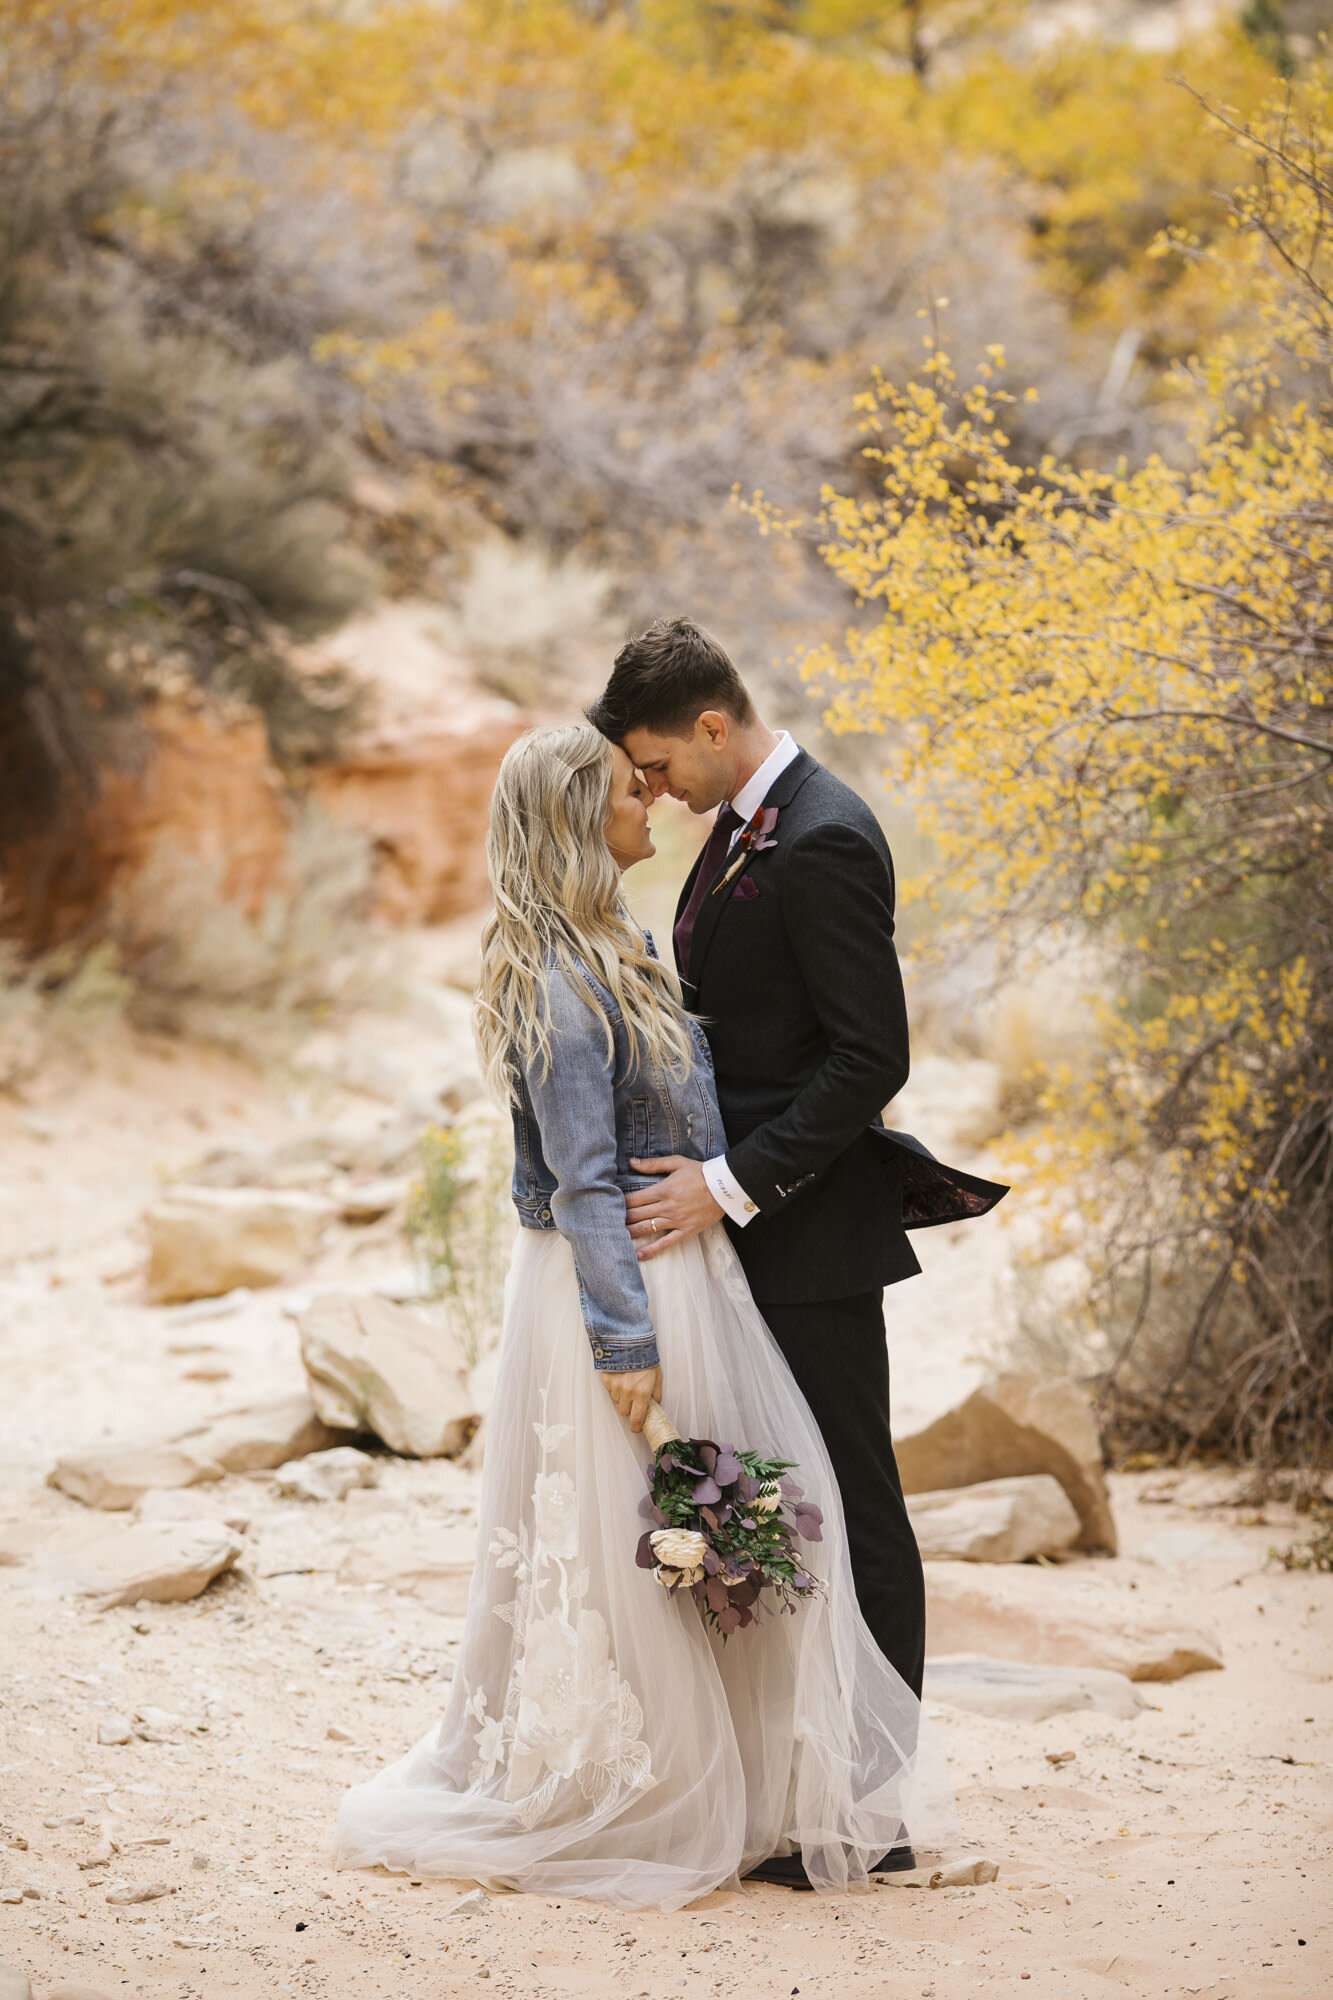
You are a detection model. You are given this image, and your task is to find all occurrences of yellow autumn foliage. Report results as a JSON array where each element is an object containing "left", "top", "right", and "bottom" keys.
[{"left": 796, "top": 76, "right": 1333, "bottom": 1468}]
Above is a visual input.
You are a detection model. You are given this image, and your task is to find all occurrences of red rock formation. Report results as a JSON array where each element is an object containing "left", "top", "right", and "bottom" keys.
[
  {"left": 301, "top": 603, "right": 526, "bottom": 925},
  {"left": 2, "top": 605, "right": 525, "bottom": 951},
  {"left": 3, "top": 703, "right": 291, "bottom": 953}
]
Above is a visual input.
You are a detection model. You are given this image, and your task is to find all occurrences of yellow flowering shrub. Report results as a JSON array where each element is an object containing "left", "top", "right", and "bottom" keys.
[{"left": 794, "top": 79, "right": 1333, "bottom": 1472}]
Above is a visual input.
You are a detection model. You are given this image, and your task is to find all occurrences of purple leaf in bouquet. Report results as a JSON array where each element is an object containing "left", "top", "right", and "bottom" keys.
[
  {"left": 704, "top": 1577, "right": 731, "bottom": 1615},
  {"left": 793, "top": 1501, "right": 823, "bottom": 1541},
  {"left": 702, "top": 1546, "right": 723, "bottom": 1576},
  {"left": 714, "top": 1452, "right": 742, "bottom": 1487},
  {"left": 735, "top": 1473, "right": 759, "bottom": 1502},
  {"left": 692, "top": 1476, "right": 723, "bottom": 1505},
  {"left": 635, "top": 1531, "right": 656, "bottom": 1568},
  {"left": 698, "top": 1443, "right": 719, "bottom": 1475},
  {"left": 717, "top": 1605, "right": 742, "bottom": 1636},
  {"left": 638, "top": 1495, "right": 665, "bottom": 1525},
  {"left": 780, "top": 1478, "right": 803, "bottom": 1499}
]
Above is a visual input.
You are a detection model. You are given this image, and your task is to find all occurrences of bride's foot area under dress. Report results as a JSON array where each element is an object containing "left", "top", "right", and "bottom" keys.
[{"left": 334, "top": 1225, "right": 956, "bottom": 1911}]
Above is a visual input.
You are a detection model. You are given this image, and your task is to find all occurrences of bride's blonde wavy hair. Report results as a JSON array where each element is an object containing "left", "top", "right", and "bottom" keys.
[{"left": 475, "top": 724, "right": 695, "bottom": 1099}]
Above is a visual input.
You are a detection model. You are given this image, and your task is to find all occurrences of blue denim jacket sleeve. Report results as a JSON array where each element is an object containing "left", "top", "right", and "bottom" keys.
[{"left": 522, "top": 967, "right": 660, "bottom": 1374}]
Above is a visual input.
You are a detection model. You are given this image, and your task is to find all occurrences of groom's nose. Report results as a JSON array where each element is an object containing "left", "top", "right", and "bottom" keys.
[{"left": 642, "top": 769, "right": 673, "bottom": 799}]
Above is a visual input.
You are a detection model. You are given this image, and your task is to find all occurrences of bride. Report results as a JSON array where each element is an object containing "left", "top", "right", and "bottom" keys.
[{"left": 334, "top": 723, "right": 956, "bottom": 1910}]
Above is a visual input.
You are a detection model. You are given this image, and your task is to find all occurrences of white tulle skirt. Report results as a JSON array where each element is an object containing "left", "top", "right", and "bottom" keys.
[{"left": 334, "top": 1223, "right": 956, "bottom": 1911}]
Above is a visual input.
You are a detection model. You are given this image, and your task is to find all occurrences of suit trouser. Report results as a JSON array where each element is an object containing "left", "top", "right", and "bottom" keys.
[{"left": 758, "top": 1290, "right": 926, "bottom": 1701}]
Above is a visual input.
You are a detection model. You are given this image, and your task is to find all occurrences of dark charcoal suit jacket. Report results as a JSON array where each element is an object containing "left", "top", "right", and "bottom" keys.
[{"left": 675, "top": 746, "right": 1006, "bottom": 1306}]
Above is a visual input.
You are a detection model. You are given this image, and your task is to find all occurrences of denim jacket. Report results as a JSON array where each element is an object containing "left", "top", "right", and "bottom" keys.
[{"left": 508, "top": 941, "right": 723, "bottom": 1373}]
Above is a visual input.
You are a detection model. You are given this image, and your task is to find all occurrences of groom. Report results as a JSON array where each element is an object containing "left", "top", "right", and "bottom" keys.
[{"left": 589, "top": 618, "right": 1006, "bottom": 1884}]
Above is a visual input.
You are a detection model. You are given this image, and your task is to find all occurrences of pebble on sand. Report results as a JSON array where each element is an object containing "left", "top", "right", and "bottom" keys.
[
  {"left": 443, "top": 1887, "right": 490, "bottom": 1917},
  {"left": 105, "top": 1880, "right": 173, "bottom": 1904}
]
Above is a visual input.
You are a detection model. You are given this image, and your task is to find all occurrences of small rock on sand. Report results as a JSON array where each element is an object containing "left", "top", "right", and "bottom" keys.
[
  {"left": 930, "top": 1857, "right": 1000, "bottom": 1888},
  {"left": 443, "top": 1887, "right": 489, "bottom": 1917},
  {"left": 144, "top": 1184, "right": 335, "bottom": 1303},
  {"left": 133, "top": 1488, "right": 251, "bottom": 1532},
  {"left": 274, "top": 1445, "right": 379, "bottom": 1502},
  {"left": 106, "top": 1881, "right": 173, "bottom": 1905},
  {"left": 48, "top": 1442, "right": 223, "bottom": 1512},
  {"left": 298, "top": 1292, "right": 477, "bottom": 1458},
  {"left": 1136, "top": 1527, "right": 1264, "bottom": 1571},
  {"left": 924, "top": 1655, "right": 1144, "bottom": 1722},
  {"left": 96, "top": 1714, "right": 134, "bottom": 1746},
  {"left": 39, "top": 1519, "right": 243, "bottom": 1609},
  {"left": 0, "top": 1964, "right": 32, "bottom": 2000},
  {"left": 907, "top": 1474, "right": 1082, "bottom": 1563}
]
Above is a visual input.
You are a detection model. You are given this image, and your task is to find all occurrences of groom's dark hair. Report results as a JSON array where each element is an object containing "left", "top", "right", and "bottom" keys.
[{"left": 587, "top": 617, "right": 755, "bottom": 741}]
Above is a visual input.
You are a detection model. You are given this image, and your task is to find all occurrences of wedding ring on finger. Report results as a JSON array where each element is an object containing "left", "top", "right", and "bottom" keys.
[{"left": 650, "top": 1219, "right": 661, "bottom": 1236}]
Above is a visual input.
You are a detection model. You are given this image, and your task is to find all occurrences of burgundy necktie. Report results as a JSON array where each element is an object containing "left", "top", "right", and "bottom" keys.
[{"left": 673, "top": 803, "right": 743, "bottom": 976}]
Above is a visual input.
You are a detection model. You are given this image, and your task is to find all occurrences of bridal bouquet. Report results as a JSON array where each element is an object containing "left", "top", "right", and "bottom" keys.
[{"left": 635, "top": 1402, "right": 824, "bottom": 1638}]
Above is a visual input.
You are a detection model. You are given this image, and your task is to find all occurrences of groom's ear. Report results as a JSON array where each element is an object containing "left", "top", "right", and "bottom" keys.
[{"left": 697, "top": 709, "right": 730, "bottom": 750}]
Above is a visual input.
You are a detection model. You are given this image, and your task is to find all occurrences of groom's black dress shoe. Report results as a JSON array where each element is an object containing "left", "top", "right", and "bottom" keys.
[
  {"left": 743, "top": 1853, "right": 816, "bottom": 1890},
  {"left": 743, "top": 1842, "right": 917, "bottom": 1889}
]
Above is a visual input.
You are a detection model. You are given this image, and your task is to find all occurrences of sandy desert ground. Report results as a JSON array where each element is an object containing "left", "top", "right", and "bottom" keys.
[{"left": 1, "top": 951, "right": 1330, "bottom": 2000}]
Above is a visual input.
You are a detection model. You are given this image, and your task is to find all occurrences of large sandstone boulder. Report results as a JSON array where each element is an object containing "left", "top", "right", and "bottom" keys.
[
  {"left": 35, "top": 1518, "right": 243, "bottom": 1608},
  {"left": 923, "top": 1562, "right": 1223, "bottom": 1681},
  {"left": 896, "top": 1373, "right": 1117, "bottom": 1554},
  {"left": 908, "top": 1474, "right": 1081, "bottom": 1563},
  {"left": 298, "top": 1292, "right": 477, "bottom": 1458},
  {"left": 144, "top": 1185, "right": 335, "bottom": 1303},
  {"left": 48, "top": 1394, "right": 337, "bottom": 1510}
]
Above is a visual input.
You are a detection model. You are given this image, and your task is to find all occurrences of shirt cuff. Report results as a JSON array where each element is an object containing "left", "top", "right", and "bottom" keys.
[{"left": 703, "top": 1154, "right": 760, "bottom": 1228}]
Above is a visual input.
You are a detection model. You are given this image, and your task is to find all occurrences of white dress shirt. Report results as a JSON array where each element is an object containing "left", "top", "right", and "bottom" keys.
[{"left": 699, "top": 733, "right": 801, "bottom": 1227}]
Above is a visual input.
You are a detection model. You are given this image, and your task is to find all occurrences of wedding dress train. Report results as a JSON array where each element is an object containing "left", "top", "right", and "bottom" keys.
[{"left": 334, "top": 1223, "right": 956, "bottom": 1911}]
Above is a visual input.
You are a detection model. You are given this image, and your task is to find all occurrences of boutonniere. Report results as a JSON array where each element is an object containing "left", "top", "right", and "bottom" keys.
[{"left": 713, "top": 805, "right": 779, "bottom": 896}]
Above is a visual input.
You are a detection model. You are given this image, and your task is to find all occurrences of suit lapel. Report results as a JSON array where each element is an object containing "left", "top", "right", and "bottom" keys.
[{"left": 687, "top": 748, "right": 818, "bottom": 988}]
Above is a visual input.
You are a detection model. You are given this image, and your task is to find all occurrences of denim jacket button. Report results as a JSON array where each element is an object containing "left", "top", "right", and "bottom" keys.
[
  {"left": 593, "top": 1347, "right": 605, "bottom": 1358},
  {"left": 537, "top": 1206, "right": 552, "bottom": 1223}
]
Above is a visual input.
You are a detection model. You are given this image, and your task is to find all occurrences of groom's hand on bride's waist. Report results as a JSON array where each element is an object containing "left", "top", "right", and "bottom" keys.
[{"left": 626, "top": 1157, "right": 724, "bottom": 1259}]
